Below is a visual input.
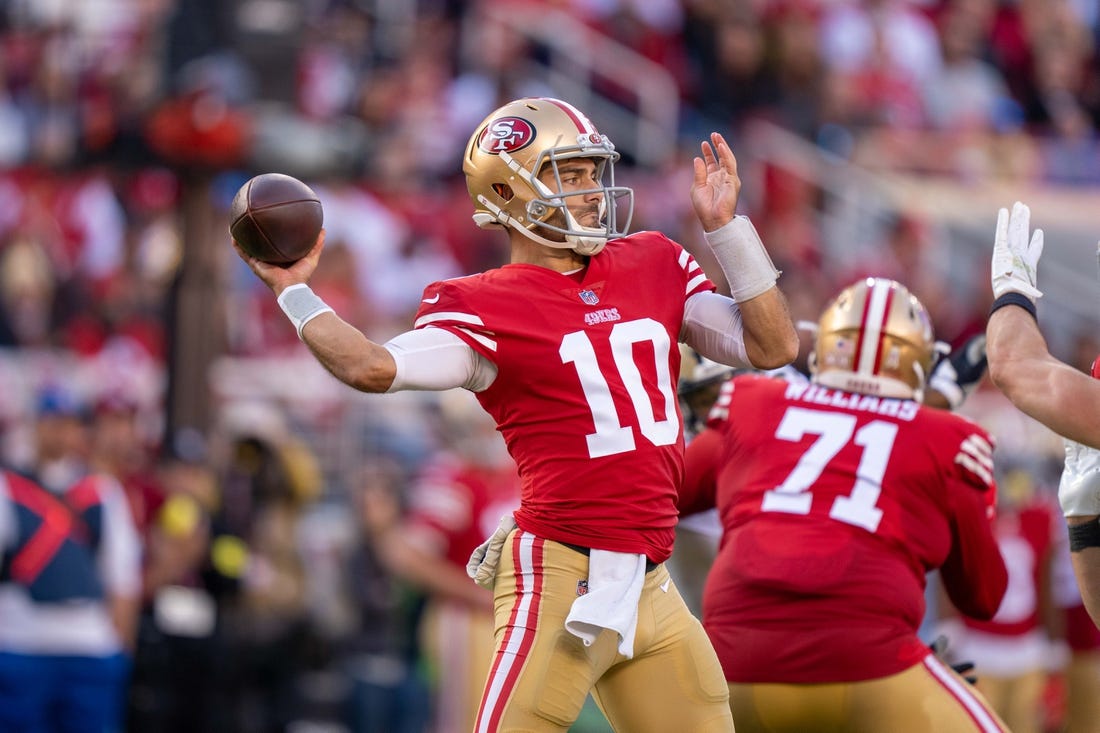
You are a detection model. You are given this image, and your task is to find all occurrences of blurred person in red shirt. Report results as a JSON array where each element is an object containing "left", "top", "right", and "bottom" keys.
[
  {"left": 681, "top": 277, "right": 1010, "bottom": 732},
  {"left": 366, "top": 391, "right": 520, "bottom": 733},
  {"left": 938, "top": 467, "right": 1066, "bottom": 733}
]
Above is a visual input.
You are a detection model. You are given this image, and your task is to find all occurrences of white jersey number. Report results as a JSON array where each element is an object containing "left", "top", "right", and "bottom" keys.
[
  {"left": 560, "top": 319, "right": 679, "bottom": 458},
  {"left": 761, "top": 406, "right": 897, "bottom": 532}
]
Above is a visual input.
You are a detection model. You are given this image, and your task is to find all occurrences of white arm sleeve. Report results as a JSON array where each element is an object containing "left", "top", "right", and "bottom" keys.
[
  {"left": 98, "top": 479, "right": 142, "bottom": 598},
  {"left": 383, "top": 327, "right": 499, "bottom": 392},
  {"left": 681, "top": 291, "right": 750, "bottom": 368}
]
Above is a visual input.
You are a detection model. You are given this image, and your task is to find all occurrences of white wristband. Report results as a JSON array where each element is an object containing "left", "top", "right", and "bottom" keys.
[
  {"left": 277, "top": 284, "right": 334, "bottom": 340},
  {"left": 705, "top": 216, "right": 781, "bottom": 302}
]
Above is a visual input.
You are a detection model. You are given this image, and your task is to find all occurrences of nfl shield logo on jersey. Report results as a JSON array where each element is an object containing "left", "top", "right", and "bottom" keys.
[
  {"left": 578, "top": 289, "right": 599, "bottom": 305},
  {"left": 577, "top": 579, "right": 589, "bottom": 596}
]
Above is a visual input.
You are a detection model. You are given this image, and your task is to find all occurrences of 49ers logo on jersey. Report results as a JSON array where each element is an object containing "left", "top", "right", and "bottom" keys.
[{"left": 478, "top": 117, "right": 536, "bottom": 154}]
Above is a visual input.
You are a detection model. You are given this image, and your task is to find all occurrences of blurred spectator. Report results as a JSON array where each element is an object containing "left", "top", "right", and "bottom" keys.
[
  {"left": 939, "top": 468, "right": 1067, "bottom": 733},
  {"left": 214, "top": 403, "right": 323, "bottom": 732},
  {"left": 126, "top": 439, "right": 225, "bottom": 733},
  {"left": 366, "top": 392, "right": 520, "bottom": 733},
  {"left": 0, "top": 456, "right": 141, "bottom": 732},
  {"left": 1054, "top": 536, "right": 1100, "bottom": 733},
  {"left": 923, "top": 0, "right": 1014, "bottom": 135},
  {"left": 338, "top": 454, "right": 432, "bottom": 733},
  {"left": 26, "top": 385, "right": 91, "bottom": 493}
]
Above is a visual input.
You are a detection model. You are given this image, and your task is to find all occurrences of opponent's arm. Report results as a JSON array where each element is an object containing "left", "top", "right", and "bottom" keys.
[
  {"left": 988, "top": 308, "right": 1100, "bottom": 446},
  {"left": 688, "top": 133, "right": 797, "bottom": 370},
  {"left": 986, "top": 202, "right": 1100, "bottom": 447}
]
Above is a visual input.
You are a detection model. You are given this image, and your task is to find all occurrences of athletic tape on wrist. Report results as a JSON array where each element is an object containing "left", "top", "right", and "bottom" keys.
[
  {"left": 989, "top": 292, "right": 1037, "bottom": 320},
  {"left": 705, "top": 216, "right": 781, "bottom": 303},
  {"left": 1068, "top": 519, "right": 1100, "bottom": 552},
  {"left": 277, "top": 284, "right": 334, "bottom": 340}
]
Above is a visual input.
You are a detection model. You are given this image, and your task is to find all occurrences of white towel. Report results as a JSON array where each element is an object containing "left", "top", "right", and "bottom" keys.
[{"left": 564, "top": 550, "right": 647, "bottom": 659}]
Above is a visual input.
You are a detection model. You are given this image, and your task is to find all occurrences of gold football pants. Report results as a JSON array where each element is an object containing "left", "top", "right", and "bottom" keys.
[
  {"left": 474, "top": 529, "right": 734, "bottom": 732},
  {"left": 727, "top": 654, "right": 1009, "bottom": 733}
]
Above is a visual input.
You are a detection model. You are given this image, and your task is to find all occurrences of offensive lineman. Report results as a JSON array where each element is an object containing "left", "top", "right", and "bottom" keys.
[
  {"left": 681, "top": 277, "right": 1010, "bottom": 732},
  {"left": 234, "top": 97, "right": 798, "bottom": 731}
]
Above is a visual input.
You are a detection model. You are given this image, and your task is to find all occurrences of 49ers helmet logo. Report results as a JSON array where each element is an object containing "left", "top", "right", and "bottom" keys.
[{"left": 478, "top": 116, "right": 536, "bottom": 154}]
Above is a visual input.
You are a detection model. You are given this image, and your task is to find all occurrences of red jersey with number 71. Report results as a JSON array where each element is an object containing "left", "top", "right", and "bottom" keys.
[
  {"left": 680, "top": 373, "right": 1008, "bottom": 682},
  {"left": 413, "top": 231, "right": 716, "bottom": 563}
]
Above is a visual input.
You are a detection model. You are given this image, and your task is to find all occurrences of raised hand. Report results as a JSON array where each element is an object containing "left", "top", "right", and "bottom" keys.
[
  {"left": 991, "top": 201, "right": 1044, "bottom": 301},
  {"left": 233, "top": 229, "right": 326, "bottom": 297},
  {"left": 690, "top": 132, "right": 741, "bottom": 233}
]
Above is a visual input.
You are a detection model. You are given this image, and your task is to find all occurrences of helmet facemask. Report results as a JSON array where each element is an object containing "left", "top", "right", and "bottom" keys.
[{"left": 464, "top": 98, "right": 634, "bottom": 256}]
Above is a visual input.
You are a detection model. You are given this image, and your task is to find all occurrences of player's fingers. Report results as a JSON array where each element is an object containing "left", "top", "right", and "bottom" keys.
[
  {"left": 1030, "top": 228, "right": 1044, "bottom": 259},
  {"left": 231, "top": 238, "right": 258, "bottom": 264},
  {"left": 304, "top": 229, "right": 326, "bottom": 261},
  {"left": 700, "top": 139, "right": 717, "bottom": 169},
  {"left": 1009, "top": 201, "right": 1030, "bottom": 246},
  {"left": 712, "top": 132, "right": 738, "bottom": 175},
  {"left": 692, "top": 156, "right": 707, "bottom": 187},
  {"left": 994, "top": 207, "right": 1008, "bottom": 248}
]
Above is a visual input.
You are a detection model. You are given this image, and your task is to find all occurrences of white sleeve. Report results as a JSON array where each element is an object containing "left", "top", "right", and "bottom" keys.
[
  {"left": 681, "top": 291, "right": 750, "bottom": 368},
  {"left": 97, "top": 478, "right": 142, "bottom": 599},
  {"left": 383, "top": 327, "right": 499, "bottom": 393},
  {"left": 0, "top": 475, "right": 12, "bottom": 552}
]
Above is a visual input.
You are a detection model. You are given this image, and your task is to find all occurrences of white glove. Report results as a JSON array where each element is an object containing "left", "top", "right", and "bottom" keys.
[
  {"left": 466, "top": 514, "right": 517, "bottom": 589},
  {"left": 1059, "top": 438, "right": 1100, "bottom": 516},
  {"left": 991, "top": 201, "right": 1044, "bottom": 301}
]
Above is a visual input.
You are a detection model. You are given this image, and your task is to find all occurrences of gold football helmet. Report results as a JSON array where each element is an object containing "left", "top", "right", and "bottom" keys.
[
  {"left": 809, "top": 278, "right": 936, "bottom": 400},
  {"left": 462, "top": 97, "right": 634, "bottom": 255}
]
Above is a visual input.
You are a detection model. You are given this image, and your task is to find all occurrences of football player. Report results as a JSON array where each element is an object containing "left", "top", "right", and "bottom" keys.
[
  {"left": 681, "top": 277, "right": 1011, "bottom": 732},
  {"left": 234, "top": 97, "right": 798, "bottom": 731},
  {"left": 986, "top": 201, "right": 1100, "bottom": 631}
]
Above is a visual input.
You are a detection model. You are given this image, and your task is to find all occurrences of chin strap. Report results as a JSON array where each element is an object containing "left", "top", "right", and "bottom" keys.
[{"left": 474, "top": 195, "right": 608, "bottom": 255}]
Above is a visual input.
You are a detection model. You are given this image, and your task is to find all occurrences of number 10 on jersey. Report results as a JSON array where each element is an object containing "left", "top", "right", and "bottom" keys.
[{"left": 560, "top": 319, "right": 680, "bottom": 459}]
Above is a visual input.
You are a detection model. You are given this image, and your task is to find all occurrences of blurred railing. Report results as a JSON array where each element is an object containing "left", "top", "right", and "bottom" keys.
[
  {"left": 458, "top": 4, "right": 680, "bottom": 167},
  {"left": 740, "top": 121, "right": 1100, "bottom": 356}
]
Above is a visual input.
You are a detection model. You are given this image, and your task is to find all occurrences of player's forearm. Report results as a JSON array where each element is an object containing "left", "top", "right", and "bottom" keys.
[
  {"left": 1070, "top": 544, "right": 1100, "bottom": 628},
  {"left": 378, "top": 535, "right": 493, "bottom": 610},
  {"left": 301, "top": 313, "right": 397, "bottom": 393},
  {"left": 739, "top": 287, "right": 798, "bottom": 369},
  {"left": 988, "top": 307, "right": 1100, "bottom": 447}
]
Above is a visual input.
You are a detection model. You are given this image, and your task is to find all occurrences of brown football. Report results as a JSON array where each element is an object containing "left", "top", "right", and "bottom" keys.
[{"left": 229, "top": 173, "right": 323, "bottom": 265}]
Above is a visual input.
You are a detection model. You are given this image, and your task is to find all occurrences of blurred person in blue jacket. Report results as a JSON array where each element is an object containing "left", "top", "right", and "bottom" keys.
[{"left": 0, "top": 388, "right": 142, "bottom": 732}]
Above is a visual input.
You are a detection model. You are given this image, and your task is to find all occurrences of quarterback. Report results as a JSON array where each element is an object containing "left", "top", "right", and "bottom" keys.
[
  {"left": 234, "top": 97, "right": 798, "bottom": 731},
  {"left": 681, "top": 277, "right": 1011, "bottom": 732}
]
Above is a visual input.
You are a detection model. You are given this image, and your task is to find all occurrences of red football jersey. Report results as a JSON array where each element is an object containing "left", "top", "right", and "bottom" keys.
[
  {"left": 413, "top": 231, "right": 715, "bottom": 562},
  {"left": 962, "top": 497, "right": 1059, "bottom": 638},
  {"left": 681, "top": 374, "right": 1008, "bottom": 683}
]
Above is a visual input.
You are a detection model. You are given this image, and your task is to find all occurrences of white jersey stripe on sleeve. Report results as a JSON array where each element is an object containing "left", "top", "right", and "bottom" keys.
[
  {"left": 415, "top": 311, "right": 486, "bottom": 328},
  {"left": 455, "top": 327, "right": 498, "bottom": 352},
  {"left": 685, "top": 273, "right": 709, "bottom": 294}
]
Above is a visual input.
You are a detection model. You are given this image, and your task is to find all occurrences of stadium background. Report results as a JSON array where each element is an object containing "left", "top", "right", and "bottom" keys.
[{"left": 0, "top": 0, "right": 1097, "bottom": 731}]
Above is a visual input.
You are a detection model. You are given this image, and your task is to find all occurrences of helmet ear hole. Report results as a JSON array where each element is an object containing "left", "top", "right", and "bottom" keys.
[{"left": 492, "top": 183, "right": 514, "bottom": 201}]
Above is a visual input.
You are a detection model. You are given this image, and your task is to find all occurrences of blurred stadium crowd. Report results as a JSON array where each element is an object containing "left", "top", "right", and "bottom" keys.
[{"left": 2, "top": 0, "right": 1100, "bottom": 731}]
